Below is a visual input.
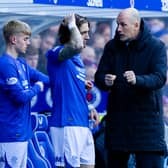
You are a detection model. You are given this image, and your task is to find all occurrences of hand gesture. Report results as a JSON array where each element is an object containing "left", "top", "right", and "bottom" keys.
[
  {"left": 85, "top": 80, "right": 93, "bottom": 90},
  {"left": 105, "top": 74, "right": 117, "bottom": 86},
  {"left": 35, "top": 81, "right": 44, "bottom": 92},
  {"left": 89, "top": 109, "right": 100, "bottom": 128},
  {"left": 63, "top": 13, "right": 76, "bottom": 27},
  {"left": 123, "top": 70, "right": 136, "bottom": 85}
]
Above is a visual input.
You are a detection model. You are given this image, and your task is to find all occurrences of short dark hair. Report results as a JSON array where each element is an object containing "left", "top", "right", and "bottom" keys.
[{"left": 58, "top": 14, "right": 90, "bottom": 44}]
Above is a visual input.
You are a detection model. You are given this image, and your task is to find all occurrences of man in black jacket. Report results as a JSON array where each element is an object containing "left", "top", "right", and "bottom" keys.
[{"left": 95, "top": 7, "right": 167, "bottom": 168}]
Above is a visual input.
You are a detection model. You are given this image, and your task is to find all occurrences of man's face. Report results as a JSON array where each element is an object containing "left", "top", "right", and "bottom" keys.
[
  {"left": 116, "top": 13, "right": 139, "bottom": 42},
  {"left": 79, "top": 22, "right": 90, "bottom": 47},
  {"left": 14, "top": 33, "right": 30, "bottom": 54},
  {"left": 26, "top": 54, "right": 39, "bottom": 69},
  {"left": 40, "top": 35, "right": 56, "bottom": 54}
]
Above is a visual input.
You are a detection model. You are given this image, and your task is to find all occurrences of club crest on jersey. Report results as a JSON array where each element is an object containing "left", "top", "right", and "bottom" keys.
[
  {"left": 6, "top": 77, "right": 18, "bottom": 85},
  {"left": 86, "top": 86, "right": 101, "bottom": 108}
]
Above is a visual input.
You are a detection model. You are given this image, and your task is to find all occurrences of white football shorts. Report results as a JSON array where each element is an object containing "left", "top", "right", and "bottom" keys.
[
  {"left": 50, "top": 126, "right": 95, "bottom": 167},
  {"left": 0, "top": 141, "right": 28, "bottom": 168}
]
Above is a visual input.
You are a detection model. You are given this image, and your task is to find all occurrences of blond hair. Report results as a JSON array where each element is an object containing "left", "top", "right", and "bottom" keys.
[{"left": 3, "top": 20, "right": 31, "bottom": 43}]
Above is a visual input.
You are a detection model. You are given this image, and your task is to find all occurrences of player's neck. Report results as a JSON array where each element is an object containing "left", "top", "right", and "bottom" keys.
[{"left": 6, "top": 45, "right": 18, "bottom": 59}]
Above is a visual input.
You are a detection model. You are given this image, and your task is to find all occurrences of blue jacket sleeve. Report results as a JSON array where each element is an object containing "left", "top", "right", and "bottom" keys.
[
  {"left": 28, "top": 64, "right": 50, "bottom": 85},
  {"left": 0, "top": 60, "right": 41, "bottom": 105}
]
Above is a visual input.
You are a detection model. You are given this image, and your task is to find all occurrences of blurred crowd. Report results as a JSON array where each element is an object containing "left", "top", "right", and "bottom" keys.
[{"left": 147, "top": 19, "right": 168, "bottom": 125}]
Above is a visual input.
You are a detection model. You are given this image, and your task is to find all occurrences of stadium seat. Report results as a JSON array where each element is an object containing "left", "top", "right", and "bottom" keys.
[
  {"left": 31, "top": 112, "right": 38, "bottom": 132},
  {"left": 32, "top": 114, "right": 55, "bottom": 168},
  {"left": 28, "top": 139, "right": 49, "bottom": 168},
  {"left": 27, "top": 157, "right": 34, "bottom": 168},
  {"left": 28, "top": 113, "right": 50, "bottom": 168}
]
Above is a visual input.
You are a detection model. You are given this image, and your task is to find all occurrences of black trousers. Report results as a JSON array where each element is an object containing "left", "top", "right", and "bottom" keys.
[{"left": 107, "top": 151, "right": 164, "bottom": 168}]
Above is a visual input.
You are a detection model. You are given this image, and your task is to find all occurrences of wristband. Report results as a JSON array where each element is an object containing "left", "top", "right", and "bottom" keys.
[{"left": 68, "top": 22, "right": 76, "bottom": 30}]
